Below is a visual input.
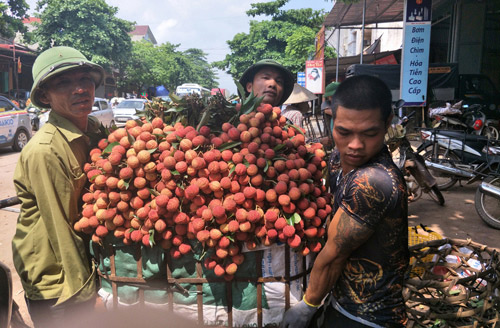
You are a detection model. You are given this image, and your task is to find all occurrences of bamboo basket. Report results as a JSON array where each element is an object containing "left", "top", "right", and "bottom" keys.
[
  {"left": 404, "top": 238, "right": 500, "bottom": 328},
  {"left": 92, "top": 241, "right": 311, "bottom": 328}
]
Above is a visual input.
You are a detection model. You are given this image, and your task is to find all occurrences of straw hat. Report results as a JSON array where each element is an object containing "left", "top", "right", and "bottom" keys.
[{"left": 283, "top": 83, "right": 317, "bottom": 105}]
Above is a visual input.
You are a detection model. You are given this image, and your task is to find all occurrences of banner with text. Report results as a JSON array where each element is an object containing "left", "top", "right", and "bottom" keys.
[
  {"left": 305, "top": 60, "right": 324, "bottom": 94},
  {"left": 400, "top": 0, "right": 432, "bottom": 106},
  {"left": 297, "top": 72, "right": 306, "bottom": 87}
]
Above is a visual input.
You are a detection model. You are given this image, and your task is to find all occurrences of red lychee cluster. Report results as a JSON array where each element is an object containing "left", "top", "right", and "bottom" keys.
[{"left": 77, "top": 104, "right": 332, "bottom": 280}]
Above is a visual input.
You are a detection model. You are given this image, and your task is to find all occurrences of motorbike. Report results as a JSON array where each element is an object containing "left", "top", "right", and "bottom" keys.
[
  {"left": 417, "top": 128, "right": 500, "bottom": 189},
  {"left": 417, "top": 128, "right": 500, "bottom": 228},
  {"left": 432, "top": 104, "right": 500, "bottom": 140},
  {"left": 386, "top": 101, "right": 445, "bottom": 205}
]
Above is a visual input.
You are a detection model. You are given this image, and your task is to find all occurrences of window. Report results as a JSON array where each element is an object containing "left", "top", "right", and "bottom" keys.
[{"left": 0, "top": 100, "right": 13, "bottom": 112}]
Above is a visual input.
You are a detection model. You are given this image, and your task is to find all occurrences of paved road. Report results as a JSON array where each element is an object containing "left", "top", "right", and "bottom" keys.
[{"left": 0, "top": 146, "right": 498, "bottom": 327}]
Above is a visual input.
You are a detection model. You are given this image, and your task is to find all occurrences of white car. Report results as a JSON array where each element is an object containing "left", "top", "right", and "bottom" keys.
[
  {"left": 91, "top": 97, "right": 114, "bottom": 127},
  {"left": 112, "top": 98, "right": 148, "bottom": 127},
  {"left": 0, "top": 96, "right": 32, "bottom": 151},
  {"left": 39, "top": 97, "right": 115, "bottom": 129}
]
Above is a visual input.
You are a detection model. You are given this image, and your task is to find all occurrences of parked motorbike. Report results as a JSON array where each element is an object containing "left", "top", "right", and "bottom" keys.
[
  {"left": 418, "top": 128, "right": 500, "bottom": 228},
  {"left": 386, "top": 101, "right": 445, "bottom": 205},
  {"left": 432, "top": 104, "right": 500, "bottom": 140},
  {"left": 418, "top": 128, "right": 500, "bottom": 189}
]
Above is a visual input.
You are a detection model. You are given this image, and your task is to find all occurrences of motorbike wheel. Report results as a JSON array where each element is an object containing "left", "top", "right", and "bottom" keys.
[
  {"left": 428, "top": 185, "right": 445, "bottom": 206},
  {"left": 475, "top": 176, "right": 500, "bottom": 229},
  {"left": 421, "top": 145, "right": 460, "bottom": 190},
  {"left": 481, "top": 125, "right": 499, "bottom": 140}
]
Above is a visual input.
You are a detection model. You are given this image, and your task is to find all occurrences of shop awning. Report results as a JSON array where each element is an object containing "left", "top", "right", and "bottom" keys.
[{"left": 324, "top": 0, "right": 450, "bottom": 27}]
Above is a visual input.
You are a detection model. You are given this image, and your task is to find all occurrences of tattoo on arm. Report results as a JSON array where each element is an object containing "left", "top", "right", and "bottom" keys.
[{"left": 333, "top": 211, "right": 374, "bottom": 257}]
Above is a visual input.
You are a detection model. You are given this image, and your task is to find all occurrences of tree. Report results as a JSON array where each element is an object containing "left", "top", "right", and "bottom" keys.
[
  {"left": 0, "top": 0, "right": 29, "bottom": 39},
  {"left": 122, "top": 40, "right": 217, "bottom": 94},
  {"left": 32, "top": 0, "right": 133, "bottom": 70},
  {"left": 213, "top": 0, "right": 336, "bottom": 78}
]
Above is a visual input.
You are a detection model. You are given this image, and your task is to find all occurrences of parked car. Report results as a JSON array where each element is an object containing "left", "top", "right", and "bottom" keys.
[
  {"left": 39, "top": 97, "right": 115, "bottom": 130},
  {"left": 112, "top": 98, "right": 148, "bottom": 127},
  {"left": 0, "top": 96, "right": 31, "bottom": 152},
  {"left": 91, "top": 97, "right": 114, "bottom": 127}
]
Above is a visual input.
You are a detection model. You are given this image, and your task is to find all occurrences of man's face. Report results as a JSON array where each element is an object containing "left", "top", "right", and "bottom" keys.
[
  {"left": 246, "top": 67, "right": 284, "bottom": 107},
  {"left": 39, "top": 68, "right": 95, "bottom": 125},
  {"left": 332, "top": 105, "right": 391, "bottom": 173}
]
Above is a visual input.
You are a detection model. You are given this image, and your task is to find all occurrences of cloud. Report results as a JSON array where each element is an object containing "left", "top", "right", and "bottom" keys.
[{"left": 155, "top": 19, "right": 178, "bottom": 44}]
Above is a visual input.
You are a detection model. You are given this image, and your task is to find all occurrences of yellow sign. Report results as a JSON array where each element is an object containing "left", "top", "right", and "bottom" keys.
[{"left": 429, "top": 67, "right": 451, "bottom": 74}]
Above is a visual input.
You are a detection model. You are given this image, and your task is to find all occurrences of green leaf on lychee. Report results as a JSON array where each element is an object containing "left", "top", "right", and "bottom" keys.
[
  {"left": 218, "top": 141, "right": 242, "bottom": 151},
  {"left": 228, "top": 165, "right": 236, "bottom": 177},
  {"left": 126, "top": 130, "right": 136, "bottom": 145},
  {"left": 286, "top": 213, "right": 302, "bottom": 226},
  {"left": 226, "top": 235, "right": 234, "bottom": 242},
  {"left": 165, "top": 107, "right": 184, "bottom": 113},
  {"left": 122, "top": 180, "right": 130, "bottom": 190},
  {"left": 89, "top": 173, "right": 101, "bottom": 182},
  {"left": 287, "top": 124, "right": 305, "bottom": 137},
  {"left": 147, "top": 148, "right": 157, "bottom": 154},
  {"left": 273, "top": 144, "right": 286, "bottom": 152},
  {"left": 263, "top": 160, "right": 270, "bottom": 173},
  {"left": 103, "top": 142, "right": 120, "bottom": 155},
  {"left": 171, "top": 170, "right": 180, "bottom": 175},
  {"left": 148, "top": 188, "right": 160, "bottom": 196}
]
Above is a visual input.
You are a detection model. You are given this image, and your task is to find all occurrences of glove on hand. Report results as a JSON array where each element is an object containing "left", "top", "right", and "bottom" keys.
[{"left": 280, "top": 299, "right": 318, "bottom": 328}]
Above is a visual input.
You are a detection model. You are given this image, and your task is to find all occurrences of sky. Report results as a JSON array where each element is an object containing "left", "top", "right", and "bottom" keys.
[{"left": 25, "top": 0, "right": 334, "bottom": 94}]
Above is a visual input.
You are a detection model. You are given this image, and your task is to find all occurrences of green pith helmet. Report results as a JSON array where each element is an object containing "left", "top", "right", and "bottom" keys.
[
  {"left": 30, "top": 46, "right": 105, "bottom": 108},
  {"left": 324, "top": 82, "right": 340, "bottom": 97},
  {"left": 239, "top": 59, "right": 295, "bottom": 106}
]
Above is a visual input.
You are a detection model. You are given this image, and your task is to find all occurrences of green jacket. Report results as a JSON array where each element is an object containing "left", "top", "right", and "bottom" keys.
[{"left": 12, "top": 111, "right": 99, "bottom": 305}]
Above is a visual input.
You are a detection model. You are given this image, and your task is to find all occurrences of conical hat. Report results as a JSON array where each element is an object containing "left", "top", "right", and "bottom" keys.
[{"left": 283, "top": 83, "right": 317, "bottom": 105}]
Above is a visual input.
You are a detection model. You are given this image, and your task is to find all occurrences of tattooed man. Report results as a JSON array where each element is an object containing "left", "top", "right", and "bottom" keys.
[{"left": 281, "top": 75, "right": 409, "bottom": 328}]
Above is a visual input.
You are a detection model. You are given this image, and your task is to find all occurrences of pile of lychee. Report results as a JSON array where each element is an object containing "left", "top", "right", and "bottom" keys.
[{"left": 76, "top": 103, "right": 332, "bottom": 280}]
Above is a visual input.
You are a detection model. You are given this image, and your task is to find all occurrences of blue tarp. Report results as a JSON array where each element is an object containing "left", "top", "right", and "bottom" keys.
[{"left": 155, "top": 85, "right": 169, "bottom": 96}]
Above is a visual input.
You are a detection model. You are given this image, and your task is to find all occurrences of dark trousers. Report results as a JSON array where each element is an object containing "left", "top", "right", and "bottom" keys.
[
  {"left": 309, "top": 303, "right": 372, "bottom": 328},
  {"left": 25, "top": 297, "right": 94, "bottom": 328}
]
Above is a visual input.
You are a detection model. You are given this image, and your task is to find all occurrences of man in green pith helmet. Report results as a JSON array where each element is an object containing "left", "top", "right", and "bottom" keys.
[
  {"left": 322, "top": 82, "right": 340, "bottom": 135},
  {"left": 12, "top": 46, "right": 104, "bottom": 326},
  {"left": 239, "top": 59, "right": 295, "bottom": 107}
]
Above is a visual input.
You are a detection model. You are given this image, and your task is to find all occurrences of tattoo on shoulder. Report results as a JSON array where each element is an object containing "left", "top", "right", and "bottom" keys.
[{"left": 333, "top": 212, "right": 373, "bottom": 255}]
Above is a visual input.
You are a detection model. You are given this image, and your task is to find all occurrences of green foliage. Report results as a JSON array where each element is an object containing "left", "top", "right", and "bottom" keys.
[
  {"left": 122, "top": 40, "right": 218, "bottom": 94},
  {"left": 32, "top": 0, "right": 133, "bottom": 70},
  {"left": 213, "top": 0, "right": 336, "bottom": 79},
  {"left": 143, "top": 81, "right": 261, "bottom": 133},
  {"left": 0, "top": 0, "right": 29, "bottom": 39}
]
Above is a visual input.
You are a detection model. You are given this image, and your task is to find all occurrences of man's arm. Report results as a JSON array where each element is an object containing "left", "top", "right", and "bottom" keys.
[{"left": 304, "top": 207, "right": 374, "bottom": 305}]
